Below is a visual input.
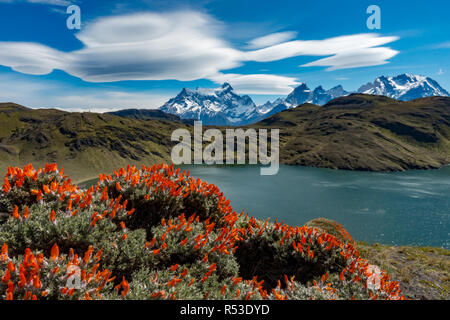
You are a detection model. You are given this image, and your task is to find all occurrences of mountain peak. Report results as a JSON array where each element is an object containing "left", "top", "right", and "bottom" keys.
[
  {"left": 160, "top": 74, "right": 448, "bottom": 126},
  {"left": 314, "top": 85, "right": 325, "bottom": 92},
  {"left": 160, "top": 82, "right": 257, "bottom": 125},
  {"left": 358, "top": 74, "right": 449, "bottom": 100},
  {"left": 221, "top": 82, "right": 233, "bottom": 90}
]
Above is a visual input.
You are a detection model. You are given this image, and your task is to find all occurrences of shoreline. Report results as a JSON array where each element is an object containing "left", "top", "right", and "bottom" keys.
[{"left": 27, "top": 161, "right": 450, "bottom": 187}]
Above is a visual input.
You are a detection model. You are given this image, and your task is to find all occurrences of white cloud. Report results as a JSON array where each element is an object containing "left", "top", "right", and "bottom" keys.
[
  {"left": 27, "top": 0, "right": 71, "bottom": 6},
  {"left": 22, "top": 11, "right": 242, "bottom": 82},
  {"left": 0, "top": 11, "right": 399, "bottom": 95},
  {"left": 243, "top": 34, "right": 399, "bottom": 69},
  {"left": 0, "top": 0, "right": 73, "bottom": 5},
  {"left": 245, "top": 31, "right": 298, "bottom": 49},
  {"left": 53, "top": 91, "right": 169, "bottom": 113},
  {"left": 0, "top": 74, "right": 169, "bottom": 112},
  {"left": 302, "top": 46, "right": 398, "bottom": 71},
  {"left": 211, "top": 73, "right": 299, "bottom": 95},
  {"left": 434, "top": 41, "right": 450, "bottom": 49}
]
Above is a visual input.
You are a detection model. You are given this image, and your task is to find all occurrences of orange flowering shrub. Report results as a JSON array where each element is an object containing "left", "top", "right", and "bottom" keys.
[
  {"left": 0, "top": 163, "right": 404, "bottom": 300},
  {"left": 98, "top": 164, "right": 231, "bottom": 234},
  {"left": 306, "top": 218, "right": 356, "bottom": 247},
  {"left": 0, "top": 243, "right": 115, "bottom": 300},
  {"left": 0, "top": 164, "right": 77, "bottom": 216}
]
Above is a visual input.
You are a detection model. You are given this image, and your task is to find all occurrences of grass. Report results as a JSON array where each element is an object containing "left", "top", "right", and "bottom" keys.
[
  {"left": 250, "top": 95, "right": 450, "bottom": 171},
  {"left": 0, "top": 103, "right": 190, "bottom": 182},
  {"left": 357, "top": 242, "right": 450, "bottom": 300},
  {"left": 2, "top": 95, "right": 450, "bottom": 181}
]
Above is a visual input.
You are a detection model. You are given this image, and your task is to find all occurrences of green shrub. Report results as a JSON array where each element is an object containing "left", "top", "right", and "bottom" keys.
[{"left": 0, "top": 163, "right": 404, "bottom": 300}]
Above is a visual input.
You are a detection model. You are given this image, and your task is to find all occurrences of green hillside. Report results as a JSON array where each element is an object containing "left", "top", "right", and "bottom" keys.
[
  {"left": 252, "top": 94, "right": 450, "bottom": 171},
  {"left": 1, "top": 94, "right": 449, "bottom": 182},
  {"left": 0, "top": 103, "right": 188, "bottom": 182}
]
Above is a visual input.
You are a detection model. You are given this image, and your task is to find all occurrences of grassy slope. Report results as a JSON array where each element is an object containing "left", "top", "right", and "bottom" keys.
[
  {"left": 1, "top": 95, "right": 449, "bottom": 180},
  {"left": 358, "top": 242, "right": 449, "bottom": 300},
  {"left": 0, "top": 103, "right": 189, "bottom": 182},
  {"left": 251, "top": 94, "right": 450, "bottom": 171}
]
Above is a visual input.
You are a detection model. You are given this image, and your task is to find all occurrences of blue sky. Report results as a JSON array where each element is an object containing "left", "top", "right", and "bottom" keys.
[{"left": 0, "top": 0, "right": 449, "bottom": 111}]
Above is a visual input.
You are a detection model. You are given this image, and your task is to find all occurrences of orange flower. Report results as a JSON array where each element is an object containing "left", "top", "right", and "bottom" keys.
[
  {"left": 51, "top": 243, "right": 59, "bottom": 261},
  {"left": 221, "top": 285, "right": 227, "bottom": 295},
  {"left": 95, "top": 248, "right": 103, "bottom": 261},
  {"left": 120, "top": 277, "right": 129, "bottom": 298},
  {"left": 66, "top": 200, "right": 72, "bottom": 212},
  {"left": 33, "top": 276, "right": 42, "bottom": 289},
  {"left": 3, "top": 177, "right": 11, "bottom": 194},
  {"left": 208, "top": 263, "right": 217, "bottom": 272},
  {"left": 7, "top": 261, "right": 15, "bottom": 273},
  {"left": 50, "top": 210, "right": 56, "bottom": 223},
  {"left": 42, "top": 185, "right": 51, "bottom": 194},
  {"left": 2, "top": 269, "right": 11, "bottom": 283},
  {"left": 83, "top": 245, "right": 93, "bottom": 264},
  {"left": 24, "top": 291, "right": 32, "bottom": 300},
  {"left": 23, "top": 206, "right": 29, "bottom": 220},
  {"left": 169, "top": 264, "right": 179, "bottom": 272},
  {"left": 12, "top": 205, "right": 20, "bottom": 220}
]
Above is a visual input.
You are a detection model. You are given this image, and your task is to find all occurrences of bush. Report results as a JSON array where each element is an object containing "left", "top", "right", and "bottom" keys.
[
  {"left": 0, "top": 243, "right": 115, "bottom": 300},
  {"left": 0, "top": 163, "right": 404, "bottom": 300},
  {"left": 305, "top": 218, "right": 356, "bottom": 247}
]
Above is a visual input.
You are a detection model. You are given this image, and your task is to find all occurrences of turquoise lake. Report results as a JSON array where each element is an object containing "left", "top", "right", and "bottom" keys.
[
  {"left": 81, "top": 165, "right": 450, "bottom": 248},
  {"left": 179, "top": 165, "right": 450, "bottom": 249}
]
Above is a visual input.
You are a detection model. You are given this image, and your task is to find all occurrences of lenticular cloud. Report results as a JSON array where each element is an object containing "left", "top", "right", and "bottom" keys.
[{"left": 0, "top": 10, "right": 399, "bottom": 92}]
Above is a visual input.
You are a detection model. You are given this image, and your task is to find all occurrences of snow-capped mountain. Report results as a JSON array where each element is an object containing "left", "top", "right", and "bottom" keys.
[
  {"left": 160, "top": 83, "right": 261, "bottom": 125},
  {"left": 357, "top": 74, "right": 449, "bottom": 101},
  {"left": 312, "top": 85, "right": 349, "bottom": 105},
  {"left": 259, "top": 84, "right": 350, "bottom": 114},
  {"left": 159, "top": 74, "right": 448, "bottom": 126},
  {"left": 285, "top": 83, "right": 313, "bottom": 105}
]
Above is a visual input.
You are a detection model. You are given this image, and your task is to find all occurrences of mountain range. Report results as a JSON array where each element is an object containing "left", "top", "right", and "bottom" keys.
[
  {"left": 159, "top": 74, "right": 449, "bottom": 125},
  {"left": 159, "top": 83, "right": 262, "bottom": 126}
]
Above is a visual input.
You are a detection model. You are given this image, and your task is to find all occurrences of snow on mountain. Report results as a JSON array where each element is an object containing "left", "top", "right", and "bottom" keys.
[
  {"left": 357, "top": 74, "right": 449, "bottom": 101},
  {"left": 160, "top": 83, "right": 261, "bottom": 125},
  {"left": 311, "top": 85, "right": 349, "bottom": 105},
  {"left": 285, "top": 83, "right": 313, "bottom": 105},
  {"left": 260, "top": 84, "right": 350, "bottom": 116},
  {"left": 159, "top": 74, "right": 448, "bottom": 126}
]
